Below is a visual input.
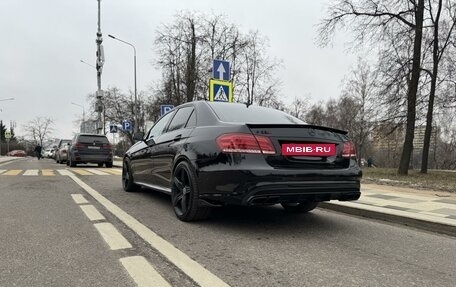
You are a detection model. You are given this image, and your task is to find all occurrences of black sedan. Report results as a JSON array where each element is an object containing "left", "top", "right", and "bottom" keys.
[{"left": 122, "top": 101, "right": 362, "bottom": 221}]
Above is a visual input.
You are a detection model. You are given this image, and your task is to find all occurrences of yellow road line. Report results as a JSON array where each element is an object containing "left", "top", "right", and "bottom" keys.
[{"left": 3, "top": 169, "right": 22, "bottom": 176}]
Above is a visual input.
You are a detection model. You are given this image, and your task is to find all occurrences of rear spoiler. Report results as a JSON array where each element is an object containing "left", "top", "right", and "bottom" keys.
[{"left": 246, "top": 124, "right": 348, "bottom": 135}]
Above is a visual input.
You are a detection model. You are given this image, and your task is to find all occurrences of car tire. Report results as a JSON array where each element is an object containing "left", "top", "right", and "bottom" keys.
[
  {"left": 98, "top": 163, "right": 103, "bottom": 167},
  {"left": 171, "top": 161, "right": 211, "bottom": 222},
  {"left": 105, "top": 162, "right": 113, "bottom": 168},
  {"left": 66, "top": 159, "right": 69, "bottom": 166},
  {"left": 281, "top": 201, "right": 319, "bottom": 213},
  {"left": 122, "top": 159, "right": 140, "bottom": 192},
  {"left": 69, "top": 156, "right": 76, "bottom": 167},
  {"left": 56, "top": 155, "right": 60, "bottom": 164}
]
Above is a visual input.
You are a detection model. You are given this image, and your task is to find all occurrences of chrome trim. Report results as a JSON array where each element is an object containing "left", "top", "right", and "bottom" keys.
[{"left": 136, "top": 181, "right": 171, "bottom": 194}]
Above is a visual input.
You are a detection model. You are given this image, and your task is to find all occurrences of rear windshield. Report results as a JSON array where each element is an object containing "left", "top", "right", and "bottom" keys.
[
  {"left": 207, "top": 102, "right": 306, "bottom": 124},
  {"left": 78, "top": 135, "right": 109, "bottom": 144}
]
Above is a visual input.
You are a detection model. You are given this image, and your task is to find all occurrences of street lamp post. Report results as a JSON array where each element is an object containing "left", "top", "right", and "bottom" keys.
[
  {"left": 0, "top": 97, "right": 15, "bottom": 156},
  {"left": 80, "top": 59, "right": 96, "bottom": 69},
  {"left": 107, "top": 34, "right": 138, "bottom": 133},
  {"left": 71, "top": 102, "right": 86, "bottom": 133}
]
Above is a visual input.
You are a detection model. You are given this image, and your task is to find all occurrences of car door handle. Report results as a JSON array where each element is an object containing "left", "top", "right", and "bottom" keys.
[{"left": 174, "top": 134, "right": 182, "bottom": 141}]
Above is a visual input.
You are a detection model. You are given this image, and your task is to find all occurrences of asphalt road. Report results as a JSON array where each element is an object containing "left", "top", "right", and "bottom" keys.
[{"left": 1, "top": 157, "right": 455, "bottom": 287}]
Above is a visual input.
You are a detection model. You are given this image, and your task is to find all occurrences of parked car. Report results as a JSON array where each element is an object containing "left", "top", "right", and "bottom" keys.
[
  {"left": 67, "top": 133, "right": 113, "bottom": 167},
  {"left": 43, "top": 148, "right": 54, "bottom": 158},
  {"left": 55, "top": 139, "right": 72, "bottom": 164},
  {"left": 122, "top": 101, "right": 362, "bottom": 221},
  {"left": 7, "top": 150, "right": 26, "bottom": 157}
]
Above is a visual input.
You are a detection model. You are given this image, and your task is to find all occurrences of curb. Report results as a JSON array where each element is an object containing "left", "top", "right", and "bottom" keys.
[{"left": 319, "top": 202, "right": 456, "bottom": 237}]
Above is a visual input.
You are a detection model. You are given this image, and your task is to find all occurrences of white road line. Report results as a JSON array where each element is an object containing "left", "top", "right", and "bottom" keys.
[
  {"left": 120, "top": 256, "right": 172, "bottom": 287},
  {"left": 79, "top": 204, "right": 106, "bottom": 221},
  {"left": 93, "top": 222, "right": 132, "bottom": 250},
  {"left": 23, "top": 169, "right": 39, "bottom": 176},
  {"left": 71, "top": 194, "right": 89, "bottom": 204},
  {"left": 86, "top": 169, "right": 109, "bottom": 175},
  {"left": 0, "top": 169, "right": 6, "bottom": 174},
  {"left": 57, "top": 169, "right": 74, "bottom": 176},
  {"left": 68, "top": 174, "right": 230, "bottom": 287}
]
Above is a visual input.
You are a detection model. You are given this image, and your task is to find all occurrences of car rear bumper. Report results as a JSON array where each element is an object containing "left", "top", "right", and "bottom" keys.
[
  {"left": 72, "top": 153, "right": 112, "bottom": 163},
  {"left": 196, "top": 167, "right": 361, "bottom": 206}
]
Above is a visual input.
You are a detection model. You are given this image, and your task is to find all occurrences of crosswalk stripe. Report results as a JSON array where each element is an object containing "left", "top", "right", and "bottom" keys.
[
  {"left": 3, "top": 169, "right": 22, "bottom": 176},
  {"left": 23, "top": 169, "right": 39, "bottom": 176},
  {"left": 71, "top": 169, "right": 94, "bottom": 176},
  {"left": 41, "top": 169, "right": 55, "bottom": 176},
  {"left": 102, "top": 168, "right": 122, "bottom": 175},
  {"left": 57, "top": 169, "right": 74, "bottom": 176},
  {"left": 0, "top": 169, "right": 121, "bottom": 176},
  {"left": 86, "top": 168, "right": 109, "bottom": 175}
]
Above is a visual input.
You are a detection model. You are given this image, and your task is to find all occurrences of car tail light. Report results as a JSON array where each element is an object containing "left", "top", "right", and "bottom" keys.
[
  {"left": 102, "top": 144, "right": 112, "bottom": 150},
  {"left": 216, "top": 133, "right": 276, "bottom": 155},
  {"left": 73, "top": 143, "right": 85, "bottom": 149},
  {"left": 342, "top": 141, "right": 356, "bottom": 158}
]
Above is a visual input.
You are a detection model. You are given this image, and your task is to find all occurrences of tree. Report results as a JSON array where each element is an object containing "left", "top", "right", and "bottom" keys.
[
  {"left": 420, "top": 0, "right": 456, "bottom": 173},
  {"left": 342, "top": 58, "right": 379, "bottom": 164},
  {"left": 153, "top": 12, "right": 282, "bottom": 108},
  {"left": 23, "top": 117, "right": 54, "bottom": 147},
  {"left": 319, "top": 0, "right": 426, "bottom": 175},
  {"left": 88, "top": 87, "right": 147, "bottom": 145}
]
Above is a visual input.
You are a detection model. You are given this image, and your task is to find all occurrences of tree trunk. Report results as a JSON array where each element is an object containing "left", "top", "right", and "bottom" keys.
[
  {"left": 186, "top": 21, "right": 197, "bottom": 103},
  {"left": 398, "top": 0, "right": 425, "bottom": 175},
  {"left": 421, "top": 0, "right": 442, "bottom": 174}
]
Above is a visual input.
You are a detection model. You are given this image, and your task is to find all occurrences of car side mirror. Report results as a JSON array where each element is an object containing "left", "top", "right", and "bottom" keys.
[{"left": 133, "top": 132, "right": 145, "bottom": 141}]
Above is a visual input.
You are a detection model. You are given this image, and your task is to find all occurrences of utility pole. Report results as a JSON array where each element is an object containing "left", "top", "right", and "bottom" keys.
[{"left": 95, "top": 0, "right": 105, "bottom": 135}]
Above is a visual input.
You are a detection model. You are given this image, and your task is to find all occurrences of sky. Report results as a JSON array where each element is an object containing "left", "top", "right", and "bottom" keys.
[{"left": 0, "top": 0, "right": 358, "bottom": 140}]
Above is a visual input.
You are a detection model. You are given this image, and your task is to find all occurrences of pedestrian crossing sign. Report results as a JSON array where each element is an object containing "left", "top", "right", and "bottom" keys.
[{"left": 209, "top": 79, "right": 233, "bottom": 102}]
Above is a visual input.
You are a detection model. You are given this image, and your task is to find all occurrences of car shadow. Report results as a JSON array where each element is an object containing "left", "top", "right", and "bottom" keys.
[{"left": 135, "top": 187, "right": 353, "bottom": 236}]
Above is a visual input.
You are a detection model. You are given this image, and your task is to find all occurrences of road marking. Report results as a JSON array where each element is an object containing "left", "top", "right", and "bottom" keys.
[
  {"left": 93, "top": 222, "right": 132, "bottom": 250},
  {"left": 79, "top": 204, "right": 106, "bottom": 221},
  {"left": 102, "top": 168, "right": 122, "bottom": 175},
  {"left": 57, "top": 169, "right": 74, "bottom": 176},
  {"left": 86, "top": 168, "right": 109, "bottom": 175},
  {"left": 71, "top": 169, "right": 94, "bottom": 176},
  {"left": 69, "top": 174, "right": 230, "bottom": 287},
  {"left": 23, "top": 169, "right": 39, "bottom": 176},
  {"left": 120, "top": 256, "right": 172, "bottom": 287},
  {"left": 71, "top": 194, "right": 89, "bottom": 204},
  {"left": 41, "top": 169, "right": 55, "bottom": 176},
  {"left": 3, "top": 169, "right": 22, "bottom": 176},
  {"left": 0, "top": 169, "right": 5, "bottom": 174}
]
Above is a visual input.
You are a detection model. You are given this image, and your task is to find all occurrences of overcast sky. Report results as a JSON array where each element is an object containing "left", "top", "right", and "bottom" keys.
[{"left": 0, "top": 0, "right": 357, "bottom": 140}]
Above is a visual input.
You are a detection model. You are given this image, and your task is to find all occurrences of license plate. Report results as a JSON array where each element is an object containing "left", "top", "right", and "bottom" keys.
[
  {"left": 282, "top": 143, "right": 336, "bottom": 156},
  {"left": 88, "top": 146, "right": 100, "bottom": 150}
]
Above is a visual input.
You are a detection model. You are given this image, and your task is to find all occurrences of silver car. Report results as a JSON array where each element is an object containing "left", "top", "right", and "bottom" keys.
[{"left": 55, "top": 139, "right": 72, "bottom": 164}]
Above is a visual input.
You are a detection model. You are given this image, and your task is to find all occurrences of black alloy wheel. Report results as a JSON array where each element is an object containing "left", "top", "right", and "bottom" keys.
[
  {"left": 171, "top": 161, "right": 211, "bottom": 221},
  {"left": 122, "top": 159, "right": 139, "bottom": 192},
  {"left": 281, "top": 201, "right": 319, "bottom": 213}
]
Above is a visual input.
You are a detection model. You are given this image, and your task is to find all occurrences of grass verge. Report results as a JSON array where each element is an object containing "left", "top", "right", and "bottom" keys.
[{"left": 361, "top": 168, "right": 455, "bottom": 193}]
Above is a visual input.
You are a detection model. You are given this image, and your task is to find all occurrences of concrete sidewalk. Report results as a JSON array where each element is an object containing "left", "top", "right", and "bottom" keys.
[{"left": 321, "top": 183, "right": 456, "bottom": 236}]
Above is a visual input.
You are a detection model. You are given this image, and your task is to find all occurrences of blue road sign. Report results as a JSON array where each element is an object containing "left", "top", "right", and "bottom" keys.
[
  {"left": 209, "top": 79, "right": 233, "bottom": 102},
  {"left": 213, "top": 59, "right": 230, "bottom": 81},
  {"left": 109, "top": 125, "right": 118, "bottom": 133},
  {"left": 160, "top": 105, "right": 175, "bottom": 116},
  {"left": 122, "top": 120, "right": 133, "bottom": 132}
]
